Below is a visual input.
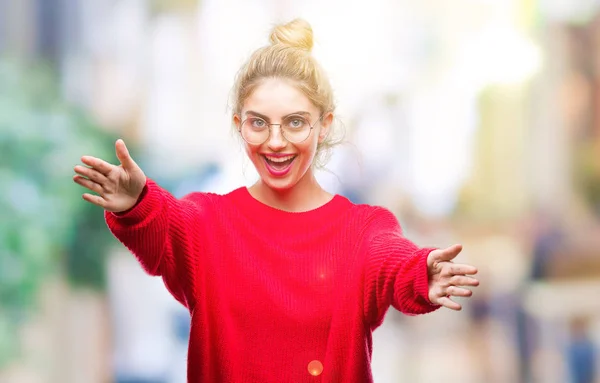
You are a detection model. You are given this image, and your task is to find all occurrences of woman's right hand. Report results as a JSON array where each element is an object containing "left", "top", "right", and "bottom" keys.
[{"left": 73, "top": 139, "right": 147, "bottom": 213}]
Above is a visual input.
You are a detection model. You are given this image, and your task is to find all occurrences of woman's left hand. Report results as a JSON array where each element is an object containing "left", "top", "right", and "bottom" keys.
[{"left": 427, "top": 244, "right": 479, "bottom": 310}]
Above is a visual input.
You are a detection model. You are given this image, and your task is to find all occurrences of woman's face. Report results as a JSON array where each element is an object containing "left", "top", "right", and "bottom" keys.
[{"left": 234, "top": 78, "right": 332, "bottom": 191}]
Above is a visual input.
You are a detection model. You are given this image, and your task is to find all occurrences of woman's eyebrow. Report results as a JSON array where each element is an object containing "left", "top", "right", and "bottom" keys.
[{"left": 245, "top": 110, "right": 312, "bottom": 120}]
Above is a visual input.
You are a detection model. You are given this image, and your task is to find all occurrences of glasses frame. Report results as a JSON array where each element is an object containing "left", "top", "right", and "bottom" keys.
[{"left": 238, "top": 114, "right": 324, "bottom": 145}]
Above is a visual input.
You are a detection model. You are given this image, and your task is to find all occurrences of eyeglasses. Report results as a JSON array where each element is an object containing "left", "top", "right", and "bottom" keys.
[{"left": 238, "top": 114, "right": 322, "bottom": 145}]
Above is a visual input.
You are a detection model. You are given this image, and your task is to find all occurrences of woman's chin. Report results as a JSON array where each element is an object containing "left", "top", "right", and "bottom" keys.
[{"left": 261, "top": 174, "right": 296, "bottom": 191}]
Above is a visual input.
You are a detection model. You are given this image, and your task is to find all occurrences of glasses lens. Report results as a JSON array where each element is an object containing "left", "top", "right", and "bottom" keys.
[
  {"left": 282, "top": 116, "right": 311, "bottom": 143},
  {"left": 241, "top": 118, "right": 269, "bottom": 144}
]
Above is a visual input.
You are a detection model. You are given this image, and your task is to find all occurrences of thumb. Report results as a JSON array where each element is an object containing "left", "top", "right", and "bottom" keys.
[
  {"left": 431, "top": 244, "right": 463, "bottom": 264},
  {"left": 115, "top": 139, "right": 137, "bottom": 170}
]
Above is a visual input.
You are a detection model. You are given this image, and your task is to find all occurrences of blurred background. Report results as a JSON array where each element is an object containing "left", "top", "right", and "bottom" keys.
[{"left": 1, "top": 0, "right": 600, "bottom": 382}]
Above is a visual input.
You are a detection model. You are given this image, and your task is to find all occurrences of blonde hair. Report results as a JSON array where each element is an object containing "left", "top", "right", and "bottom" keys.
[{"left": 231, "top": 18, "right": 342, "bottom": 168}]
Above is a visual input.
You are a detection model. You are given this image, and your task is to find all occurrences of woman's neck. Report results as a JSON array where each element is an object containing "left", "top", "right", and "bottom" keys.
[{"left": 248, "top": 170, "right": 333, "bottom": 213}]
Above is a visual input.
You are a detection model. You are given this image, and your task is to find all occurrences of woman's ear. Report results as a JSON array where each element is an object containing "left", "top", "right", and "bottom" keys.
[
  {"left": 233, "top": 114, "right": 241, "bottom": 130},
  {"left": 318, "top": 112, "right": 334, "bottom": 143}
]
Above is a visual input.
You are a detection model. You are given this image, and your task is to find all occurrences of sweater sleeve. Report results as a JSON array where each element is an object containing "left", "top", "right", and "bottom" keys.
[
  {"left": 104, "top": 178, "right": 208, "bottom": 310},
  {"left": 362, "top": 207, "right": 440, "bottom": 327}
]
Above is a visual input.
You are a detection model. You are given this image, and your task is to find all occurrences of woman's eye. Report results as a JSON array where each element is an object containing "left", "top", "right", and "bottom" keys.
[
  {"left": 252, "top": 119, "right": 266, "bottom": 127},
  {"left": 288, "top": 118, "right": 305, "bottom": 128}
]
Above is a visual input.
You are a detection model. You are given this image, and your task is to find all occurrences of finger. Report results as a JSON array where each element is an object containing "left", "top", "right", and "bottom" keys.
[
  {"left": 450, "top": 275, "right": 480, "bottom": 287},
  {"left": 82, "top": 193, "right": 108, "bottom": 208},
  {"left": 437, "top": 296, "right": 462, "bottom": 311},
  {"left": 433, "top": 244, "right": 463, "bottom": 263},
  {"left": 115, "top": 139, "right": 137, "bottom": 170},
  {"left": 74, "top": 165, "right": 108, "bottom": 184},
  {"left": 73, "top": 175, "right": 103, "bottom": 194},
  {"left": 81, "top": 156, "right": 115, "bottom": 176},
  {"left": 448, "top": 263, "right": 478, "bottom": 276},
  {"left": 447, "top": 286, "right": 473, "bottom": 298}
]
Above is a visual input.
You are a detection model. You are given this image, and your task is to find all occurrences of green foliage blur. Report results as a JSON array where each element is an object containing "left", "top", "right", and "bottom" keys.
[
  {"left": 576, "top": 141, "right": 600, "bottom": 215},
  {"left": 0, "top": 58, "right": 118, "bottom": 366}
]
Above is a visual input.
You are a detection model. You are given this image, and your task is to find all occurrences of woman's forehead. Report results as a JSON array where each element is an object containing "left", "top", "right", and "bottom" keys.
[{"left": 243, "top": 79, "right": 317, "bottom": 116}]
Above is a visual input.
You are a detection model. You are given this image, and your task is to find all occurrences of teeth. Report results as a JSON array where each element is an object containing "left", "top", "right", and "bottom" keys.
[{"left": 265, "top": 155, "right": 295, "bottom": 163}]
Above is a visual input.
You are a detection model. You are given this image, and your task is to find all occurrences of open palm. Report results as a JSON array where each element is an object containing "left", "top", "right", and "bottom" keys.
[
  {"left": 73, "top": 139, "right": 146, "bottom": 213},
  {"left": 427, "top": 244, "right": 479, "bottom": 311}
]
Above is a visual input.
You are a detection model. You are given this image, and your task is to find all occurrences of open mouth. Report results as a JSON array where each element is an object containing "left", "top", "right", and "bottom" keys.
[{"left": 262, "top": 155, "right": 297, "bottom": 175}]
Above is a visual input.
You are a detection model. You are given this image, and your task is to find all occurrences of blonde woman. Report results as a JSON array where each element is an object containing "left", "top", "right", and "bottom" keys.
[{"left": 74, "top": 18, "right": 479, "bottom": 383}]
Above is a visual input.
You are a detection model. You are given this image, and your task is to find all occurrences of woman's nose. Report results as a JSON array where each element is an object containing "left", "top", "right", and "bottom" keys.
[{"left": 267, "top": 125, "right": 287, "bottom": 150}]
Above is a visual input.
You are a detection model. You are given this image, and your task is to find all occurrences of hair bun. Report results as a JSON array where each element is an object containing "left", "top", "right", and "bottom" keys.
[{"left": 269, "top": 18, "right": 314, "bottom": 52}]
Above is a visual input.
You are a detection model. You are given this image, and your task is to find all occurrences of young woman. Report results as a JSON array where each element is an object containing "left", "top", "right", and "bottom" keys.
[{"left": 73, "top": 18, "right": 479, "bottom": 383}]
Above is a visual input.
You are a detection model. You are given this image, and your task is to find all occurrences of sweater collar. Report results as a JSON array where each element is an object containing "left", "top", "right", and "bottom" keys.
[{"left": 228, "top": 186, "right": 353, "bottom": 226}]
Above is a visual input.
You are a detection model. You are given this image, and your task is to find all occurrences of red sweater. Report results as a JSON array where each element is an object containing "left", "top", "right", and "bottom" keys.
[{"left": 105, "top": 179, "right": 440, "bottom": 382}]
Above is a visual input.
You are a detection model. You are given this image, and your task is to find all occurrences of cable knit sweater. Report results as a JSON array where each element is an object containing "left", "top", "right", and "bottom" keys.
[{"left": 105, "top": 179, "right": 440, "bottom": 382}]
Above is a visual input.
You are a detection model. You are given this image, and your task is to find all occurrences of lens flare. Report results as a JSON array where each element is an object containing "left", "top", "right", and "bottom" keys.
[{"left": 308, "top": 360, "right": 323, "bottom": 376}]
